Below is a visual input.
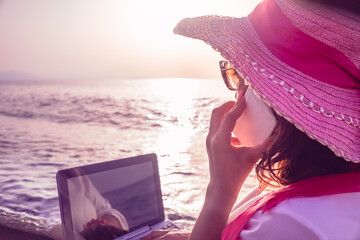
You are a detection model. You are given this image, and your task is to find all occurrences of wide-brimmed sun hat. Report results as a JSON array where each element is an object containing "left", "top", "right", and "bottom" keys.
[{"left": 174, "top": 0, "right": 360, "bottom": 163}]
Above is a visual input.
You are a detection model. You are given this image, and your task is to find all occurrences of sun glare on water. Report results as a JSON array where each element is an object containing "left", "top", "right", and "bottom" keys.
[
  {"left": 143, "top": 78, "right": 213, "bottom": 218},
  {"left": 146, "top": 79, "right": 202, "bottom": 162}
]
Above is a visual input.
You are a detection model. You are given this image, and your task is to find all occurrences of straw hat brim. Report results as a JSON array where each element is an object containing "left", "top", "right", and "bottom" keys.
[{"left": 174, "top": 16, "right": 360, "bottom": 163}]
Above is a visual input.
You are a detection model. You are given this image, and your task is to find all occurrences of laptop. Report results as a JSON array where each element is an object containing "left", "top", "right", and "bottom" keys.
[{"left": 56, "top": 153, "right": 180, "bottom": 240}]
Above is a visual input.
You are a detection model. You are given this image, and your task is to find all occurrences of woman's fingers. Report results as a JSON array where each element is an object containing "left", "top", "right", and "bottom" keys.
[
  {"left": 208, "top": 101, "right": 235, "bottom": 138},
  {"left": 216, "top": 94, "right": 246, "bottom": 143}
]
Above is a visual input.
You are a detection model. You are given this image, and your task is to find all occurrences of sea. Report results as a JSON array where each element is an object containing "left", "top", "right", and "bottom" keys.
[{"left": 0, "top": 78, "right": 258, "bottom": 236}]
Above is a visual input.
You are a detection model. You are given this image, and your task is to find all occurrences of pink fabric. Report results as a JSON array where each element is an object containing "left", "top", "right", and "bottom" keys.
[
  {"left": 221, "top": 171, "right": 360, "bottom": 240},
  {"left": 249, "top": 0, "right": 360, "bottom": 89}
]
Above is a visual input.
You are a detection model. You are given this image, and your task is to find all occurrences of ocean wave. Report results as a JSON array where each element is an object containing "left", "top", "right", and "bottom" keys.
[
  {"left": 0, "top": 79, "right": 232, "bottom": 235},
  {"left": 0, "top": 92, "right": 218, "bottom": 133}
]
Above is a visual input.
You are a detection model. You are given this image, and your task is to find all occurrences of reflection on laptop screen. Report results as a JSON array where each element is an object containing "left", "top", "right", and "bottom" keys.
[{"left": 57, "top": 154, "right": 165, "bottom": 240}]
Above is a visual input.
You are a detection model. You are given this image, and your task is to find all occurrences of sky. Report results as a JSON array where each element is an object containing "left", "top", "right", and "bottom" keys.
[{"left": 0, "top": 0, "right": 261, "bottom": 80}]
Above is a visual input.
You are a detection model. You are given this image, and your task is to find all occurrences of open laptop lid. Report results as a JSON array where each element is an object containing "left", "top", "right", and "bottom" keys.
[{"left": 56, "top": 153, "right": 165, "bottom": 240}]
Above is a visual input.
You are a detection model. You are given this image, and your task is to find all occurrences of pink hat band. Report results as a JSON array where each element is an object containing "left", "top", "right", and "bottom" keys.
[
  {"left": 174, "top": 0, "right": 360, "bottom": 163},
  {"left": 250, "top": 0, "right": 360, "bottom": 89}
]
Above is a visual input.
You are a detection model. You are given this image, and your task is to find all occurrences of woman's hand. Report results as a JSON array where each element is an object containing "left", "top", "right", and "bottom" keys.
[
  {"left": 141, "top": 229, "right": 190, "bottom": 240},
  {"left": 206, "top": 92, "right": 267, "bottom": 201},
  {"left": 189, "top": 92, "right": 268, "bottom": 240}
]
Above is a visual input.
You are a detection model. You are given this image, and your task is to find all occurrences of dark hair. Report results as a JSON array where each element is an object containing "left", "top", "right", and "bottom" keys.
[{"left": 256, "top": 113, "right": 358, "bottom": 187}]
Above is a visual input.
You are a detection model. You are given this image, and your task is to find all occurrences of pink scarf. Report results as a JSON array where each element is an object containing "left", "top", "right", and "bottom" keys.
[{"left": 221, "top": 171, "right": 360, "bottom": 240}]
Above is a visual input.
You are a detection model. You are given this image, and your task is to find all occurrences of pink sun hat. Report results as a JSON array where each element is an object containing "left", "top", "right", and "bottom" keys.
[{"left": 174, "top": 0, "right": 360, "bottom": 163}]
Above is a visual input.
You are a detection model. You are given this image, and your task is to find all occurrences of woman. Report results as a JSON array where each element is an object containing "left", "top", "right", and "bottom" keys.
[{"left": 143, "top": 0, "right": 360, "bottom": 239}]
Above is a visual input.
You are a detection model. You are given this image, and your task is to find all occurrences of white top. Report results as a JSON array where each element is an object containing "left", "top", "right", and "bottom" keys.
[{"left": 229, "top": 187, "right": 360, "bottom": 240}]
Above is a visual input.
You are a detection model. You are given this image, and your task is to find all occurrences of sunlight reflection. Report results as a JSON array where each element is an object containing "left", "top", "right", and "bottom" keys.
[
  {"left": 147, "top": 78, "right": 202, "bottom": 169},
  {"left": 150, "top": 78, "right": 199, "bottom": 117},
  {"left": 139, "top": 78, "right": 232, "bottom": 222}
]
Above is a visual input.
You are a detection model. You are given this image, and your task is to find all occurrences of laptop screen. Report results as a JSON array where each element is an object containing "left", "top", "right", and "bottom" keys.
[{"left": 57, "top": 154, "right": 165, "bottom": 240}]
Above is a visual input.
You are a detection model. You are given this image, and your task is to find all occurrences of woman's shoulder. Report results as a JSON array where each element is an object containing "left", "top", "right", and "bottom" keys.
[
  {"left": 277, "top": 191, "right": 360, "bottom": 214},
  {"left": 276, "top": 191, "right": 360, "bottom": 221},
  {"left": 240, "top": 192, "right": 360, "bottom": 240},
  {"left": 275, "top": 192, "right": 360, "bottom": 234}
]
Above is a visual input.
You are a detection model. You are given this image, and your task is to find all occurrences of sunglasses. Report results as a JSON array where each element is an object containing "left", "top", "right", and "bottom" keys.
[{"left": 219, "top": 60, "right": 248, "bottom": 92}]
